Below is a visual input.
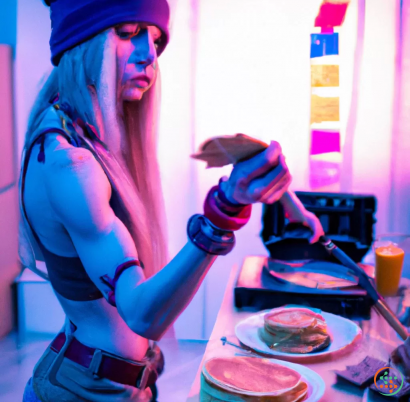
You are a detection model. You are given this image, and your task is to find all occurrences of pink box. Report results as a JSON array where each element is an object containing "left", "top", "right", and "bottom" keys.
[
  {"left": 0, "top": 45, "right": 16, "bottom": 190},
  {"left": 310, "top": 129, "right": 340, "bottom": 155}
]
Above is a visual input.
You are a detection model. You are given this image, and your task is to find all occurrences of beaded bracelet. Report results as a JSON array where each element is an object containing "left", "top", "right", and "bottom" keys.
[{"left": 187, "top": 214, "right": 235, "bottom": 255}]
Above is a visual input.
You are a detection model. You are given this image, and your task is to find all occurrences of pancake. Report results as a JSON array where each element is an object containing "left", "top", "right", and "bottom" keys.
[
  {"left": 260, "top": 307, "right": 331, "bottom": 354},
  {"left": 191, "top": 134, "right": 268, "bottom": 168},
  {"left": 204, "top": 357, "right": 301, "bottom": 394},
  {"left": 201, "top": 356, "right": 308, "bottom": 402}
]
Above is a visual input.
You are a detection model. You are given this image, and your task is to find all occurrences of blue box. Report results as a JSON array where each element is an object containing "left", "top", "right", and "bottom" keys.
[{"left": 311, "top": 33, "right": 339, "bottom": 58}]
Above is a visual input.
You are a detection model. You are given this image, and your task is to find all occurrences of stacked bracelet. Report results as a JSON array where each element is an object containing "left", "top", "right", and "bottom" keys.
[
  {"left": 187, "top": 214, "right": 235, "bottom": 255},
  {"left": 203, "top": 178, "right": 252, "bottom": 231}
]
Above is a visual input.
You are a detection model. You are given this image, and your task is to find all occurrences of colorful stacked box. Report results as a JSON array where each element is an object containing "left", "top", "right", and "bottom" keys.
[{"left": 309, "top": 0, "right": 350, "bottom": 190}]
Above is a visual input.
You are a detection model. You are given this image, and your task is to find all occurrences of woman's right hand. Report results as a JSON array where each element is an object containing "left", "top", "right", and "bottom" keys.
[{"left": 220, "top": 141, "right": 292, "bottom": 205}]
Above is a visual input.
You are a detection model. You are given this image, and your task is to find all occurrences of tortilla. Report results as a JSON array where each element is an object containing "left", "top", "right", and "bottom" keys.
[
  {"left": 203, "top": 356, "right": 301, "bottom": 394},
  {"left": 201, "top": 356, "right": 308, "bottom": 402},
  {"left": 191, "top": 134, "right": 268, "bottom": 168}
]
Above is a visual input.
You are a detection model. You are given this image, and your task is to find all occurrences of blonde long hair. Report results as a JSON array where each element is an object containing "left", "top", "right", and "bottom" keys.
[{"left": 26, "top": 29, "right": 168, "bottom": 278}]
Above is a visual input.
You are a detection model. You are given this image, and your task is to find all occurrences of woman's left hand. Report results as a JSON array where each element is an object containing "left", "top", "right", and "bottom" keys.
[
  {"left": 280, "top": 191, "right": 324, "bottom": 244},
  {"left": 298, "top": 209, "right": 325, "bottom": 244}
]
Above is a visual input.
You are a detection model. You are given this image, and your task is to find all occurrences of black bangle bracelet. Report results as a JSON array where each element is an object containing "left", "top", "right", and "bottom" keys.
[{"left": 187, "top": 214, "right": 235, "bottom": 255}]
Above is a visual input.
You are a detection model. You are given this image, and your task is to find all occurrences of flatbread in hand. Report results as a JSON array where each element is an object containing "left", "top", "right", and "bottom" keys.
[{"left": 191, "top": 134, "right": 268, "bottom": 168}]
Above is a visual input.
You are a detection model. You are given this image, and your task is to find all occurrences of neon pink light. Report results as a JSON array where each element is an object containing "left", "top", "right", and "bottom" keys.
[{"left": 315, "top": 2, "right": 349, "bottom": 28}]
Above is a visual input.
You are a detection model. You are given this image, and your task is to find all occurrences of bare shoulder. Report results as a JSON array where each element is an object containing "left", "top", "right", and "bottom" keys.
[
  {"left": 37, "top": 134, "right": 113, "bottom": 233},
  {"left": 38, "top": 134, "right": 109, "bottom": 190},
  {"left": 42, "top": 134, "right": 101, "bottom": 172}
]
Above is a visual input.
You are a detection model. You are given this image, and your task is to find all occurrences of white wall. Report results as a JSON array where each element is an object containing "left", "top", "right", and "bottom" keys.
[
  {"left": 349, "top": 0, "right": 397, "bottom": 235},
  {"left": 15, "top": 0, "right": 52, "bottom": 158},
  {"left": 195, "top": 0, "right": 323, "bottom": 337},
  {"left": 158, "top": 0, "right": 206, "bottom": 338}
]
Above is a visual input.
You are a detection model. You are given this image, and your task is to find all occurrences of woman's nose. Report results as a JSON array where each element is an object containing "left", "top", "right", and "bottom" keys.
[{"left": 130, "top": 29, "right": 156, "bottom": 67}]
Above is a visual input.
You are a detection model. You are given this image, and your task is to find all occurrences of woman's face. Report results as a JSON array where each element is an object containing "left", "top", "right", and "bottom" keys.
[{"left": 116, "top": 23, "right": 162, "bottom": 101}]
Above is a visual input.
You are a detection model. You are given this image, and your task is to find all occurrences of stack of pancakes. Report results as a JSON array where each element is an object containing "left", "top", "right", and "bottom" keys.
[
  {"left": 200, "top": 356, "right": 308, "bottom": 401},
  {"left": 259, "top": 307, "right": 331, "bottom": 354}
]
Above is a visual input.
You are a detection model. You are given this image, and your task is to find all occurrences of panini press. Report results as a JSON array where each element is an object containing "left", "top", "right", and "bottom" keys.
[{"left": 234, "top": 192, "right": 377, "bottom": 319}]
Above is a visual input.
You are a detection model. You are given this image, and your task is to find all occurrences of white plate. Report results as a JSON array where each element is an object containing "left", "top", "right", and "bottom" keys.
[
  {"left": 270, "top": 359, "right": 325, "bottom": 402},
  {"left": 235, "top": 310, "right": 362, "bottom": 361},
  {"left": 203, "top": 357, "right": 325, "bottom": 402}
]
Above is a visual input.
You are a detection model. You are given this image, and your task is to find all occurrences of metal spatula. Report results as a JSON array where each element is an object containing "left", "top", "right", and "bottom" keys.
[{"left": 319, "top": 236, "right": 408, "bottom": 341}]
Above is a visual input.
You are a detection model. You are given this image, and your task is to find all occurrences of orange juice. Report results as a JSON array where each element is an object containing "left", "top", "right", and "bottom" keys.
[{"left": 375, "top": 245, "right": 404, "bottom": 296}]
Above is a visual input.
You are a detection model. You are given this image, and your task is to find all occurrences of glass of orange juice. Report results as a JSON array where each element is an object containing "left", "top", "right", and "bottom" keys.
[{"left": 374, "top": 235, "right": 410, "bottom": 297}]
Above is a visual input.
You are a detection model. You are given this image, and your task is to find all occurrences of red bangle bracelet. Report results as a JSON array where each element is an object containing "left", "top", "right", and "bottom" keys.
[
  {"left": 203, "top": 186, "right": 252, "bottom": 231},
  {"left": 100, "top": 259, "right": 142, "bottom": 307}
]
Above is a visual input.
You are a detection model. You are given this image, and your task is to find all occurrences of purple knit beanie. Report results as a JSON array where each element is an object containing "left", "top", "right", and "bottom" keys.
[{"left": 47, "top": 0, "right": 170, "bottom": 66}]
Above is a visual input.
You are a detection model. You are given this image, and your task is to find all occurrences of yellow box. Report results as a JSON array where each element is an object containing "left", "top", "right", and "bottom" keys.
[
  {"left": 311, "top": 95, "right": 340, "bottom": 124},
  {"left": 311, "top": 65, "right": 339, "bottom": 87}
]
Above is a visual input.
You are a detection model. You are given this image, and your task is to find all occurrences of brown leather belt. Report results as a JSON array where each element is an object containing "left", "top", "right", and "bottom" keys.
[{"left": 50, "top": 332, "right": 159, "bottom": 389}]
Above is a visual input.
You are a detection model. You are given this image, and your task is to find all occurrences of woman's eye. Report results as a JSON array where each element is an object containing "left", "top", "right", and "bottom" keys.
[
  {"left": 117, "top": 31, "right": 132, "bottom": 39},
  {"left": 115, "top": 25, "right": 141, "bottom": 39}
]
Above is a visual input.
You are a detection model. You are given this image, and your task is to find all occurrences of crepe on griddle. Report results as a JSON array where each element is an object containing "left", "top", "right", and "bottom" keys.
[
  {"left": 259, "top": 307, "right": 331, "bottom": 354},
  {"left": 191, "top": 134, "right": 269, "bottom": 168},
  {"left": 201, "top": 356, "right": 308, "bottom": 401}
]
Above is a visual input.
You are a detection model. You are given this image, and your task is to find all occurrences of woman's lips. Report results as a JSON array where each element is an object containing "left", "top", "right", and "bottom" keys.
[{"left": 130, "top": 76, "right": 151, "bottom": 88}]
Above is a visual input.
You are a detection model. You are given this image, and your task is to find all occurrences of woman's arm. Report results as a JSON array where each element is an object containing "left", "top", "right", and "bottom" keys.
[
  {"left": 43, "top": 138, "right": 291, "bottom": 340},
  {"left": 116, "top": 242, "right": 215, "bottom": 340},
  {"left": 42, "top": 139, "right": 217, "bottom": 340}
]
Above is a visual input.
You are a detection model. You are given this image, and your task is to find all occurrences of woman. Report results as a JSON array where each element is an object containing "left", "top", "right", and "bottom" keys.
[{"left": 21, "top": 0, "right": 323, "bottom": 401}]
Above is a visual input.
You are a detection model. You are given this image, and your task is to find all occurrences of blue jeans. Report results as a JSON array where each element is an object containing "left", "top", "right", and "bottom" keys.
[
  {"left": 23, "top": 376, "right": 158, "bottom": 401},
  {"left": 23, "top": 378, "right": 41, "bottom": 402},
  {"left": 23, "top": 329, "right": 162, "bottom": 402}
]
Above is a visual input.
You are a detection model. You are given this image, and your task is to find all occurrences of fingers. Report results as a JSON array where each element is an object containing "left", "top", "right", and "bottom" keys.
[
  {"left": 248, "top": 155, "right": 290, "bottom": 201},
  {"left": 259, "top": 173, "right": 292, "bottom": 204},
  {"left": 308, "top": 224, "right": 325, "bottom": 244},
  {"left": 307, "top": 215, "right": 325, "bottom": 244},
  {"left": 233, "top": 141, "right": 282, "bottom": 186}
]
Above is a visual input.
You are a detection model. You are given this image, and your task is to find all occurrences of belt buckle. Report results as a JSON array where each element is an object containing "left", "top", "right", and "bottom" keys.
[
  {"left": 136, "top": 364, "right": 152, "bottom": 390},
  {"left": 88, "top": 349, "right": 103, "bottom": 379}
]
